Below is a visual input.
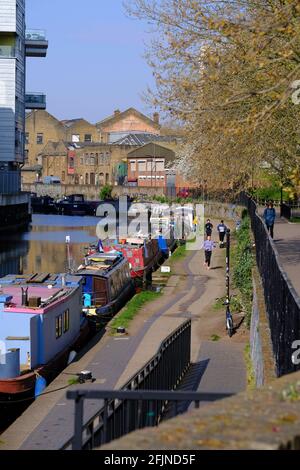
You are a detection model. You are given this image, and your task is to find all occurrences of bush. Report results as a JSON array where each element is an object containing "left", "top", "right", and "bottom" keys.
[
  {"left": 233, "top": 215, "right": 254, "bottom": 327},
  {"left": 100, "top": 184, "right": 113, "bottom": 200}
]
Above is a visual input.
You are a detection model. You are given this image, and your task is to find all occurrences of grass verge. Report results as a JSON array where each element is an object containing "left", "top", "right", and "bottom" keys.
[
  {"left": 244, "top": 343, "right": 256, "bottom": 390},
  {"left": 110, "top": 290, "right": 162, "bottom": 333},
  {"left": 232, "top": 213, "right": 254, "bottom": 328}
]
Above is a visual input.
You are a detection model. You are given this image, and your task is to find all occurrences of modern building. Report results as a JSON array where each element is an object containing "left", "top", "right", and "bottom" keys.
[{"left": 0, "top": 0, "right": 48, "bottom": 231}]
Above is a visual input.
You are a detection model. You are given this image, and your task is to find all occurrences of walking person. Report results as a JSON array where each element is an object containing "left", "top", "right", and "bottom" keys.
[
  {"left": 205, "top": 218, "right": 213, "bottom": 237},
  {"left": 217, "top": 220, "right": 227, "bottom": 247},
  {"left": 203, "top": 235, "right": 215, "bottom": 270},
  {"left": 193, "top": 214, "right": 198, "bottom": 232},
  {"left": 263, "top": 201, "right": 276, "bottom": 239}
]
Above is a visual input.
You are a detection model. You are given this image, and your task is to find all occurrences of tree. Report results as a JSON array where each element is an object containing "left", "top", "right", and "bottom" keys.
[{"left": 126, "top": 0, "right": 300, "bottom": 192}]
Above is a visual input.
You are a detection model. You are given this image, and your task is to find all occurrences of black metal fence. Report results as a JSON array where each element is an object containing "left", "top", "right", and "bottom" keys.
[
  {"left": 63, "top": 320, "right": 192, "bottom": 450},
  {"left": 280, "top": 202, "right": 300, "bottom": 220},
  {"left": 240, "top": 193, "right": 300, "bottom": 376},
  {"left": 66, "top": 389, "right": 232, "bottom": 450}
]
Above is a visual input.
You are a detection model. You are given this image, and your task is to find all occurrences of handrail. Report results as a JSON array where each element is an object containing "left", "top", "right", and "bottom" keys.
[
  {"left": 62, "top": 319, "right": 191, "bottom": 449},
  {"left": 240, "top": 192, "right": 300, "bottom": 376}
]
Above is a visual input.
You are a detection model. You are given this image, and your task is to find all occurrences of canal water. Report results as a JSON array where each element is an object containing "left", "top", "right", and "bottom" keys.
[
  {"left": 0, "top": 214, "right": 101, "bottom": 278},
  {"left": 0, "top": 215, "right": 101, "bottom": 433}
]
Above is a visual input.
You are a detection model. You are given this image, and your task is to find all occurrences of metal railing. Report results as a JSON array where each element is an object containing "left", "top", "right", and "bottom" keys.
[
  {"left": 0, "top": 171, "right": 21, "bottom": 194},
  {"left": 240, "top": 193, "right": 300, "bottom": 376},
  {"left": 63, "top": 320, "right": 192, "bottom": 449},
  {"left": 25, "top": 29, "right": 47, "bottom": 41},
  {"left": 66, "top": 389, "right": 232, "bottom": 450},
  {"left": 25, "top": 93, "right": 46, "bottom": 105},
  {"left": 280, "top": 202, "right": 300, "bottom": 220}
]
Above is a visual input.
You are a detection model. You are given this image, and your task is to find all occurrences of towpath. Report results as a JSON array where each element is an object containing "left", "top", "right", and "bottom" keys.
[{"left": 0, "top": 219, "right": 247, "bottom": 450}]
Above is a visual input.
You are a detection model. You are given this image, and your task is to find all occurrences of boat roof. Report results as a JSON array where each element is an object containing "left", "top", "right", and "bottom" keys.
[
  {"left": 77, "top": 252, "right": 125, "bottom": 277},
  {"left": 104, "top": 237, "right": 150, "bottom": 248},
  {"left": 0, "top": 273, "right": 82, "bottom": 288},
  {"left": 0, "top": 284, "right": 78, "bottom": 315}
]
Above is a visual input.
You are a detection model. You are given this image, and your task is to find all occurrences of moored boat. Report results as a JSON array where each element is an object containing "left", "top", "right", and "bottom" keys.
[
  {"left": 76, "top": 252, "right": 135, "bottom": 321},
  {"left": 101, "top": 237, "right": 162, "bottom": 284},
  {"left": 0, "top": 273, "right": 89, "bottom": 403}
]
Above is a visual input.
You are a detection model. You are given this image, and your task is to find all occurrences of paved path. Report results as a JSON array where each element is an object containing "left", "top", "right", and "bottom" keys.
[
  {"left": 272, "top": 217, "right": 300, "bottom": 296},
  {"left": 259, "top": 208, "right": 300, "bottom": 297},
  {"left": 1, "top": 219, "right": 247, "bottom": 450}
]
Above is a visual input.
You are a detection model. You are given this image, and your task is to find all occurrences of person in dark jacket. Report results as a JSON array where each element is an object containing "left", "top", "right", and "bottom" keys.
[
  {"left": 205, "top": 219, "right": 213, "bottom": 237},
  {"left": 263, "top": 202, "right": 276, "bottom": 238}
]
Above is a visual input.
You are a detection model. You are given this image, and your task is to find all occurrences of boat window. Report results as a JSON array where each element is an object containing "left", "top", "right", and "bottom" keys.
[
  {"left": 56, "top": 315, "right": 63, "bottom": 339},
  {"left": 63, "top": 309, "right": 70, "bottom": 333}
]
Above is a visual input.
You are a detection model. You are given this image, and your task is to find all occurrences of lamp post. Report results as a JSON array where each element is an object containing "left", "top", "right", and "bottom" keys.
[{"left": 226, "top": 229, "right": 231, "bottom": 301}]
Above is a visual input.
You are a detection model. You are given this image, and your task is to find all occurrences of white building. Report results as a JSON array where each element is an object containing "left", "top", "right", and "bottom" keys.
[{"left": 0, "top": 0, "right": 48, "bottom": 229}]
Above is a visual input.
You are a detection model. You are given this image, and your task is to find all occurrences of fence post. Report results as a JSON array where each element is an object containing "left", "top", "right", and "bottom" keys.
[{"left": 72, "top": 391, "right": 85, "bottom": 450}]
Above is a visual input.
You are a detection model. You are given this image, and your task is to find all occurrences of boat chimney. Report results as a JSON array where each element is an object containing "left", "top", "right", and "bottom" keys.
[
  {"left": 21, "top": 287, "right": 29, "bottom": 307},
  {"left": 62, "top": 274, "right": 66, "bottom": 287}
]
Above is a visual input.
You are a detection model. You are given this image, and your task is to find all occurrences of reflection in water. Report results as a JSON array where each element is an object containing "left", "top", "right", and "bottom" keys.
[{"left": 0, "top": 214, "right": 99, "bottom": 277}]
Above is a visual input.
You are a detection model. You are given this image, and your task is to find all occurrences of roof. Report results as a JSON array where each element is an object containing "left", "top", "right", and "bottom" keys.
[
  {"left": 96, "top": 108, "right": 160, "bottom": 130},
  {"left": 76, "top": 252, "right": 124, "bottom": 277},
  {"left": 112, "top": 133, "right": 180, "bottom": 146}
]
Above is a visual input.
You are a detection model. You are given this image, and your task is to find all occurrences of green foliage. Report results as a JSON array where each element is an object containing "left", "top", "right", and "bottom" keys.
[
  {"left": 232, "top": 215, "right": 254, "bottom": 328},
  {"left": 211, "top": 334, "right": 221, "bottom": 342},
  {"left": 68, "top": 376, "right": 80, "bottom": 386},
  {"left": 281, "top": 382, "right": 300, "bottom": 402},
  {"left": 244, "top": 343, "right": 256, "bottom": 390},
  {"left": 111, "top": 290, "right": 161, "bottom": 333},
  {"left": 100, "top": 184, "right": 113, "bottom": 200}
]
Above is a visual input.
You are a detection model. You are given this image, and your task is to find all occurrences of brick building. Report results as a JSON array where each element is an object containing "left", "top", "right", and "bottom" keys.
[
  {"left": 22, "top": 108, "right": 162, "bottom": 183},
  {"left": 35, "top": 140, "right": 131, "bottom": 186},
  {"left": 96, "top": 108, "right": 161, "bottom": 144}
]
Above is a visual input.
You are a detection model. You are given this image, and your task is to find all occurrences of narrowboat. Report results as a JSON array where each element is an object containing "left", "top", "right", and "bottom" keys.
[
  {"left": 0, "top": 273, "right": 89, "bottom": 403},
  {"left": 100, "top": 237, "right": 162, "bottom": 284},
  {"left": 76, "top": 252, "right": 135, "bottom": 321}
]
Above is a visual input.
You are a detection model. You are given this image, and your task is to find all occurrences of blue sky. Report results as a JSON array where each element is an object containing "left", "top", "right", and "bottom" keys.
[{"left": 26, "top": 0, "right": 155, "bottom": 123}]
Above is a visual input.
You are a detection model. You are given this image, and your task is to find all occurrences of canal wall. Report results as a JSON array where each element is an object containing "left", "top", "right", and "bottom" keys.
[
  {"left": 0, "top": 192, "right": 31, "bottom": 233},
  {"left": 22, "top": 183, "right": 165, "bottom": 200}
]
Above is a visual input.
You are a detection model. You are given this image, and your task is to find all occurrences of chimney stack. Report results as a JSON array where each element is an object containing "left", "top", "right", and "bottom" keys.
[
  {"left": 153, "top": 112, "right": 160, "bottom": 125},
  {"left": 114, "top": 109, "right": 121, "bottom": 116}
]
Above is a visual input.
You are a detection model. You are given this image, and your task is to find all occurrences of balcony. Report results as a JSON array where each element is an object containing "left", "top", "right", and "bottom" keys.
[
  {"left": 0, "top": 45, "right": 15, "bottom": 58},
  {"left": 25, "top": 29, "right": 48, "bottom": 57},
  {"left": 25, "top": 93, "right": 46, "bottom": 110}
]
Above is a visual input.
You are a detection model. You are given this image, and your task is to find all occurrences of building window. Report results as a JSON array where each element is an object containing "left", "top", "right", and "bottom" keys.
[
  {"left": 84, "top": 134, "right": 92, "bottom": 143},
  {"left": 63, "top": 309, "right": 70, "bottom": 333},
  {"left": 106, "top": 173, "right": 109, "bottom": 184},
  {"left": 90, "top": 155, "right": 95, "bottom": 165},
  {"left": 90, "top": 173, "right": 95, "bottom": 185},
  {"left": 80, "top": 157, "right": 84, "bottom": 165},
  {"left": 36, "top": 133, "right": 44, "bottom": 145},
  {"left": 62, "top": 171, "right": 65, "bottom": 182},
  {"left": 146, "top": 160, "right": 153, "bottom": 172},
  {"left": 56, "top": 315, "right": 63, "bottom": 339},
  {"left": 130, "top": 160, "right": 136, "bottom": 172},
  {"left": 72, "top": 134, "right": 80, "bottom": 143},
  {"left": 138, "top": 160, "right": 146, "bottom": 171},
  {"left": 25, "top": 133, "right": 29, "bottom": 145},
  {"left": 99, "top": 173, "right": 104, "bottom": 185},
  {"left": 85, "top": 173, "right": 89, "bottom": 185},
  {"left": 156, "top": 160, "right": 165, "bottom": 172}
]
